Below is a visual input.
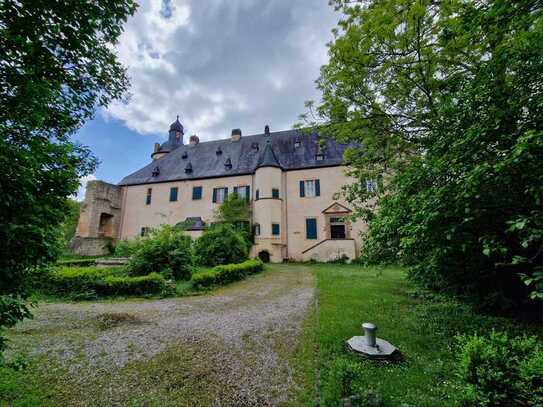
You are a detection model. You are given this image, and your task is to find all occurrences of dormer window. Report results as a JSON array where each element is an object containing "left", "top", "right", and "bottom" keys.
[
  {"left": 251, "top": 142, "right": 259, "bottom": 151},
  {"left": 152, "top": 166, "right": 160, "bottom": 177},
  {"left": 185, "top": 162, "right": 193, "bottom": 173},
  {"left": 182, "top": 151, "right": 188, "bottom": 159},
  {"left": 316, "top": 154, "right": 325, "bottom": 161},
  {"left": 294, "top": 140, "right": 301, "bottom": 148},
  {"left": 224, "top": 158, "right": 232, "bottom": 170},
  {"left": 216, "top": 146, "right": 222, "bottom": 155}
]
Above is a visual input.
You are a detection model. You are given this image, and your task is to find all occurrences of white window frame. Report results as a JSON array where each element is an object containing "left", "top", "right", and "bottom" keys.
[
  {"left": 216, "top": 187, "right": 227, "bottom": 203},
  {"left": 305, "top": 180, "right": 316, "bottom": 197}
]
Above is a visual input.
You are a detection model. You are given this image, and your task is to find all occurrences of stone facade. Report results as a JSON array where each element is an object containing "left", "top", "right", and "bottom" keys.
[
  {"left": 70, "top": 180, "right": 122, "bottom": 256},
  {"left": 73, "top": 122, "right": 368, "bottom": 262}
]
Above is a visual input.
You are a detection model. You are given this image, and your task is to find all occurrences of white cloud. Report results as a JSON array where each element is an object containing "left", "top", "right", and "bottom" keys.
[{"left": 105, "top": 0, "right": 337, "bottom": 141}]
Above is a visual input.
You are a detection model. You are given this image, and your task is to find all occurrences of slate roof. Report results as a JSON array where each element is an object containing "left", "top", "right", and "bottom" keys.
[
  {"left": 118, "top": 128, "right": 355, "bottom": 186},
  {"left": 257, "top": 140, "right": 282, "bottom": 169}
]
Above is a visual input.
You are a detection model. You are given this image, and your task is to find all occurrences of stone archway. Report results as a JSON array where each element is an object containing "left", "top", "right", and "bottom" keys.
[{"left": 258, "top": 250, "right": 271, "bottom": 263}]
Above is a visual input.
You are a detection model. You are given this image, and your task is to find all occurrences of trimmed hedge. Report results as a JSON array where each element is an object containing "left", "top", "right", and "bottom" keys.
[
  {"left": 55, "top": 258, "right": 97, "bottom": 267},
  {"left": 44, "top": 267, "right": 167, "bottom": 296},
  {"left": 192, "top": 259, "right": 264, "bottom": 288}
]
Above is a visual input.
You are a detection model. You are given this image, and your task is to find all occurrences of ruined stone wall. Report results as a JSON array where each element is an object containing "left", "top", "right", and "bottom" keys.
[{"left": 70, "top": 180, "right": 123, "bottom": 256}]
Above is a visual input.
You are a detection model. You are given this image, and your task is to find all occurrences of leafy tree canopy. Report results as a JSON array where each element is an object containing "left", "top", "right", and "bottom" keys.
[
  {"left": 306, "top": 0, "right": 543, "bottom": 308},
  {"left": 0, "top": 0, "right": 137, "bottom": 356}
]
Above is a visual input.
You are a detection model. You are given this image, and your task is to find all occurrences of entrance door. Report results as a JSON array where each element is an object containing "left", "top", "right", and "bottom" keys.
[{"left": 329, "top": 217, "right": 346, "bottom": 239}]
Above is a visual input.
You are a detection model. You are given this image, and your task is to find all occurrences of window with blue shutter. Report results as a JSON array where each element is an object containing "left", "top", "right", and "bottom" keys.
[
  {"left": 192, "top": 186, "right": 202, "bottom": 200},
  {"left": 256, "top": 189, "right": 260, "bottom": 200},
  {"left": 213, "top": 187, "right": 228, "bottom": 203},
  {"left": 272, "top": 223, "right": 280, "bottom": 236},
  {"left": 306, "top": 218, "right": 317, "bottom": 239},
  {"left": 299, "top": 180, "right": 305, "bottom": 197},
  {"left": 145, "top": 188, "right": 152, "bottom": 205},
  {"left": 315, "top": 179, "right": 320, "bottom": 196},
  {"left": 169, "top": 187, "right": 178, "bottom": 202},
  {"left": 233, "top": 186, "right": 238, "bottom": 196},
  {"left": 272, "top": 188, "right": 279, "bottom": 199}
]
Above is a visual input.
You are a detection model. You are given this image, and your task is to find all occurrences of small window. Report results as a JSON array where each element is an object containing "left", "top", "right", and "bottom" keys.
[
  {"left": 300, "top": 179, "right": 320, "bottom": 198},
  {"left": 256, "top": 189, "right": 260, "bottom": 200},
  {"left": 212, "top": 187, "right": 228, "bottom": 203},
  {"left": 272, "top": 188, "right": 279, "bottom": 199},
  {"left": 234, "top": 185, "right": 250, "bottom": 201},
  {"left": 254, "top": 223, "right": 260, "bottom": 236},
  {"left": 365, "top": 178, "right": 378, "bottom": 193},
  {"left": 140, "top": 227, "right": 150, "bottom": 237},
  {"left": 306, "top": 218, "right": 317, "bottom": 239},
  {"left": 169, "top": 187, "right": 178, "bottom": 202},
  {"left": 192, "top": 186, "right": 202, "bottom": 200},
  {"left": 294, "top": 140, "right": 301, "bottom": 148},
  {"left": 145, "top": 188, "right": 152, "bottom": 205},
  {"left": 272, "top": 223, "right": 280, "bottom": 236},
  {"left": 316, "top": 154, "right": 324, "bottom": 161}
]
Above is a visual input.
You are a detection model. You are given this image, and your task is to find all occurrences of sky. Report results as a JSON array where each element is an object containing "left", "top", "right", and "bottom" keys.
[{"left": 75, "top": 0, "right": 339, "bottom": 198}]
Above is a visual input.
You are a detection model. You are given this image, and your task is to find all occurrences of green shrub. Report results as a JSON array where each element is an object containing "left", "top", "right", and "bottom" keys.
[
  {"left": 192, "top": 259, "right": 263, "bottom": 288},
  {"left": 42, "top": 267, "right": 168, "bottom": 297},
  {"left": 457, "top": 331, "right": 543, "bottom": 406},
  {"left": 128, "top": 225, "right": 193, "bottom": 280},
  {"left": 55, "top": 258, "right": 97, "bottom": 267},
  {"left": 102, "top": 273, "right": 166, "bottom": 295},
  {"left": 114, "top": 238, "right": 144, "bottom": 257},
  {"left": 193, "top": 223, "right": 249, "bottom": 266}
]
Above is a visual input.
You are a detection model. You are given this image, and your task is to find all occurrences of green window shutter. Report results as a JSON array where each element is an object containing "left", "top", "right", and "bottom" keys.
[
  {"left": 212, "top": 188, "right": 217, "bottom": 203},
  {"left": 256, "top": 189, "right": 259, "bottom": 200},
  {"left": 169, "top": 187, "right": 178, "bottom": 202},
  {"left": 224, "top": 187, "right": 228, "bottom": 198},
  {"left": 272, "top": 223, "right": 280, "bottom": 236},
  {"left": 192, "top": 186, "right": 202, "bottom": 200},
  {"left": 315, "top": 179, "right": 320, "bottom": 196},
  {"left": 246, "top": 186, "right": 251, "bottom": 201},
  {"left": 233, "top": 186, "right": 238, "bottom": 196},
  {"left": 299, "top": 180, "right": 305, "bottom": 197},
  {"left": 306, "top": 218, "right": 317, "bottom": 239}
]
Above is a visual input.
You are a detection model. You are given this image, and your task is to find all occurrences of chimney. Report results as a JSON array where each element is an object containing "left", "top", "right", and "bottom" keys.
[
  {"left": 153, "top": 142, "right": 160, "bottom": 152},
  {"left": 189, "top": 135, "right": 199, "bottom": 146},
  {"left": 264, "top": 124, "right": 270, "bottom": 135},
  {"left": 231, "top": 128, "right": 242, "bottom": 141}
]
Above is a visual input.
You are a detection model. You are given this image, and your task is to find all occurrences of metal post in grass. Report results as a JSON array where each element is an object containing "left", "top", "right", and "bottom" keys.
[{"left": 346, "top": 322, "right": 399, "bottom": 360}]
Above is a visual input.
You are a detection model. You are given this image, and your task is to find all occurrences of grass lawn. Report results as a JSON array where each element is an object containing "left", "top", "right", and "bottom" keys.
[{"left": 294, "top": 263, "right": 543, "bottom": 406}]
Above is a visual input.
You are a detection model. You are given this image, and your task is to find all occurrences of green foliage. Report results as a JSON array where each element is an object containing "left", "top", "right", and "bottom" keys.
[
  {"left": 55, "top": 258, "right": 97, "bottom": 267},
  {"left": 213, "top": 193, "right": 251, "bottom": 225},
  {"left": 192, "top": 259, "right": 263, "bottom": 288},
  {"left": 457, "top": 332, "right": 543, "bottom": 406},
  {"left": 59, "top": 199, "right": 81, "bottom": 248},
  {"left": 0, "top": 0, "right": 137, "bottom": 356},
  {"left": 310, "top": 0, "right": 543, "bottom": 308},
  {"left": 0, "top": 295, "right": 32, "bottom": 364},
  {"left": 213, "top": 193, "right": 253, "bottom": 243},
  {"left": 193, "top": 223, "right": 249, "bottom": 267},
  {"left": 42, "top": 266, "right": 167, "bottom": 297},
  {"left": 114, "top": 238, "right": 144, "bottom": 257},
  {"left": 128, "top": 225, "right": 193, "bottom": 280}
]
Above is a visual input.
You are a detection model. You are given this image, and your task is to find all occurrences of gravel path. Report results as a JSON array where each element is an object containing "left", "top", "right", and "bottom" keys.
[{"left": 7, "top": 264, "right": 315, "bottom": 406}]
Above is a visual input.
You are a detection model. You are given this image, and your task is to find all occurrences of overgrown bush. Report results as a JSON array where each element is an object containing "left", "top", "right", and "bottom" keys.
[
  {"left": 114, "top": 238, "right": 144, "bottom": 257},
  {"left": 193, "top": 223, "right": 249, "bottom": 266},
  {"left": 457, "top": 331, "right": 543, "bottom": 406},
  {"left": 192, "top": 259, "right": 263, "bottom": 288},
  {"left": 55, "top": 258, "right": 97, "bottom": 267},
  {"left": 42, "top": 267, "right": 168, "bottom": 297},
  {"left": 128, "top": 225, "right": 193, "bottom": 280}
]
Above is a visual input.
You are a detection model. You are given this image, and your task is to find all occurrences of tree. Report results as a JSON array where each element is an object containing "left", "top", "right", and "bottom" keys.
[
  {"left": 193, "top": 224, "right": 249, "bottom": 267},
  {"left": 60, "top": 200, "right": 81, "bottom": 248},
  {"left": 214, "top": 193, "right": 252, "bottom": 242},
  {"left": 306, "top": 1, "right": 543, "bottom": 308},
  {"left": 0, "top": 0, "right": 137, "bottom": 358}
]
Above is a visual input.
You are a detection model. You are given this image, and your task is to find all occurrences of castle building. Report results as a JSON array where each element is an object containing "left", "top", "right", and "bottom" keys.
[{"left": 72, "top": 117, "right": 369, "bottom": 262}]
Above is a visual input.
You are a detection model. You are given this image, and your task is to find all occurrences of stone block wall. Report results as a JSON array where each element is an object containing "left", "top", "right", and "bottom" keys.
[{"left": 70, "top": 180, "right": 123, "bottom": 256}]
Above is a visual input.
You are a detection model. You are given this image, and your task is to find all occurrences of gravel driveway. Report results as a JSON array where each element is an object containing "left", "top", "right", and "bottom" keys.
[{"left": 7, "top": 264, "right": 314, "bottom": 406}]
